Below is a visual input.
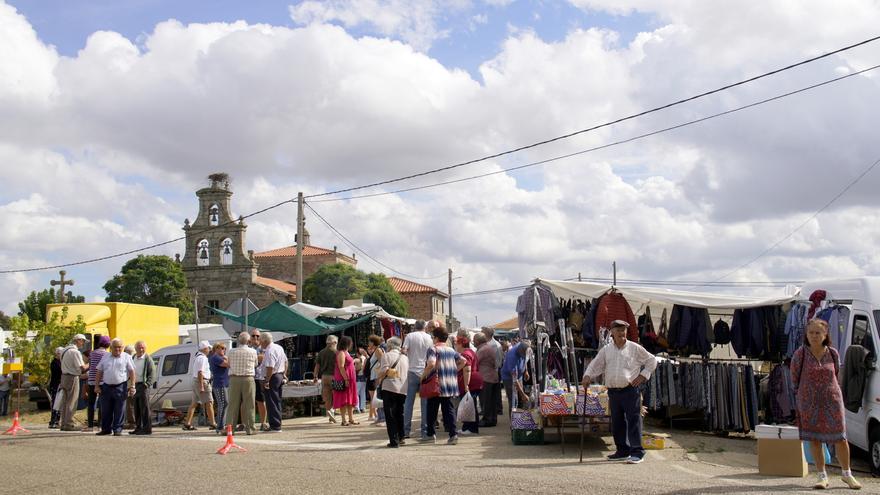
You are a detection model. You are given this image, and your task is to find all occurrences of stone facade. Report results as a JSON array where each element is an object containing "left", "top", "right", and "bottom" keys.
[
  {"left": 254, "top": 242, "right": 357, "bottom": 284},
  {"left": 388, "top": 277, "right": 448, "bottom": 322}
]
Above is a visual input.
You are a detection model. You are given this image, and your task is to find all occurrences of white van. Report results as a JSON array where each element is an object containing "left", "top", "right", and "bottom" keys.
[
  {"left": 150, "top": 340, "right": 231, "bottom": 410},
  {"left": 798, "top": 277, "right": 880, "bottom": 472}
]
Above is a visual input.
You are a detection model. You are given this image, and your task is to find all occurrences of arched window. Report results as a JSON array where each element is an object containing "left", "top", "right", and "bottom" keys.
[
  {"left": 220, "top": 238, "right": 233, "bottom": 265},
  {"left": 197, "top": 239, "right": 210, "bottom": 266},
  {"left": 209, "top": 204, "right": 220, "bottom": 226}
]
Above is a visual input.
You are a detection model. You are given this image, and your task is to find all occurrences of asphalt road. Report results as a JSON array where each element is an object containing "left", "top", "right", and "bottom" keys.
[{"left": 2, "top": 411, "right": 877, "bottom": 495}]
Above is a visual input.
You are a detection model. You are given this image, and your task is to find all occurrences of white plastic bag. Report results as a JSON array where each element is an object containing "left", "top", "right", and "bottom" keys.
[
  {"left": 457, "top": 393, "right": 476, "bottom": 423},
  {"left": 371, "top": 391, "right": 383, "bottom": 409},
  {"left": 53, "top": 390, "right": 64, "bottom": 411}
]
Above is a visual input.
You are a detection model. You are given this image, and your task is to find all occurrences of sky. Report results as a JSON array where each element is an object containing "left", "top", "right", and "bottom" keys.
[{"left": 1, "top": 0, "right": 880, "bottom": 327}]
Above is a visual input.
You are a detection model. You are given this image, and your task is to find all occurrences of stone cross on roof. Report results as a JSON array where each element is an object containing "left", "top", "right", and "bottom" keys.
[{"left": 50, "top": 270, "right": 75, "bottom": 303}]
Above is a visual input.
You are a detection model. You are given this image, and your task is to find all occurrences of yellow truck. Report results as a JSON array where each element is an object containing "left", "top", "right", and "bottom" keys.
[{"left": 46, "top": 302, "right": 179, "bottom": 352}]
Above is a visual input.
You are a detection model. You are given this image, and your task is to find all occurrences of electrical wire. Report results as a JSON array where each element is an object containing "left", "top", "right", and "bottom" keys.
[
  {"left": 304, "top": 34, "right": 880, "bottom": 201},
  {"left": 304, "top": 202, "right": 448, "bottom": 281},
  {"left": 308, "top": 63, "right": 880, "bottom": 203},
  {"left": 692, "top": 154, "right": 880, "bottom": 288},
  {"left": 0, "top": 198, "right": 297, "bottom": 274}
]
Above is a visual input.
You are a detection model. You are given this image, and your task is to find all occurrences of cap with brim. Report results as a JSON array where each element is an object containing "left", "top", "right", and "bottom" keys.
[
  {"left": 610, "top": 320, "right": 630, "bottom": 328},
  {"left": 199, "top": 340, "right": 211, "bottom": 349},
  {"left": 73, "top": 334, "right": 87, "bottom": 341}
]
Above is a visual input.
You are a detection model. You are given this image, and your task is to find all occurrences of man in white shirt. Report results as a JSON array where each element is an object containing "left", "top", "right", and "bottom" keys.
[
  {"left": 582, "top": 320, "right": 657, "bottom": 464},
  {"left": 94, "top": 338, "right": 136, "bottom": 436},
  {"left": 401, "top": 320, "right": 433, "bottom": 439},
  {"left": 260, "top": 333, "right": 287, "bottom": 432},
  {"left": 183, "top": 341, "right": 216, "bottom": 431},
  {"left": 59, "top": 334, "right": 88, "bottom": 431}
]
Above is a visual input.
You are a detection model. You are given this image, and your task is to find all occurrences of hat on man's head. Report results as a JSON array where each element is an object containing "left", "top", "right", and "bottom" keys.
[
  {"left": 73, "top": 333, "right": 87, "bottom": 341},
  {"left": 199, "top": 340, "right": 211, "bottom": 350},
  {"left": 610, "top": 320, "right": 630, "bottom": 329}
]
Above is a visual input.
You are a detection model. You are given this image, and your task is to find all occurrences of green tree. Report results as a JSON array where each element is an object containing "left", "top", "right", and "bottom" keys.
[
  {"left": 103, "top": 255, "right": 194, "bottom": 323},
  {"left": 7, "top": 308, "right": 86, "bottom": 388},
  {"left": 363, "top": 273, "right": 409, "bottom": 317},
  {"left": 18, "top": 288, "right": 85, "bottom": 322},
  {"left": 302, "top": 264, "right": 409, "bottom": 317},
  {"left": 302, "top": 263, "right": 368, "bottom": 308},
  {"left": 0, "top": 310, "right": 11, "bottom": 330}
]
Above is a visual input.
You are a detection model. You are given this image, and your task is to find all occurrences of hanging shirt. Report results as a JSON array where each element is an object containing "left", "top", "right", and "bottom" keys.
[
  {"left": 593, "top": 292, "right": 639, "bottom": 342},
  {"left": 584, "top": 340, "right": 657, "bottom": 389}
]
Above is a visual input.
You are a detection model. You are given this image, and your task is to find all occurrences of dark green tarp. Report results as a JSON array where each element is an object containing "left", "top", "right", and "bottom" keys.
[{"left": 209, "top": 301, "right": 376, "bottom": 335}]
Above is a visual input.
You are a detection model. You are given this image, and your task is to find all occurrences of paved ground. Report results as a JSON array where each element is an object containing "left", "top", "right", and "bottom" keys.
[{"left": 2, "top": 409, "right": 877, "bottom": 495}]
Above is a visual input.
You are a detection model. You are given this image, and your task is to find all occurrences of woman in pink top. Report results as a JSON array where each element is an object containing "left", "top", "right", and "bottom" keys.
[
  {"left": 455, "top": 330, "right": 483, "bottom": 434},
  {"left": 333, "top": 336, "right": 359, "bottom": 426}
]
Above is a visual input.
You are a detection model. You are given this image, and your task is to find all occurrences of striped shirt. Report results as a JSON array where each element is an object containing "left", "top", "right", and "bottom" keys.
[
  {"left": 88, "top": 349, "right": 108, "bottom": 385},
  {"left": 426, "top": 345, "right": 463, "bottom": 398},
  {"left": 228, "top": 347, "right": 257, "bottom": 376}
]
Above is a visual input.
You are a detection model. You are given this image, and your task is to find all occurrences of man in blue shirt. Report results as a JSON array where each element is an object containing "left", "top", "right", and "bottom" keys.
[{"left": 501, "top": 340, "right": 530, "bottom": 415}]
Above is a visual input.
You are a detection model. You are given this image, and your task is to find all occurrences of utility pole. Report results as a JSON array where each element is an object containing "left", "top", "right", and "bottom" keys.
[
  {"left": 447, "top": 268, "right": 453, "bottom": 331},
  {"left": 296, "top": 192, "right": 304, "bottom": 303},
  {"left": 193, "top": 289, "right": 200, "bottom": 345}
]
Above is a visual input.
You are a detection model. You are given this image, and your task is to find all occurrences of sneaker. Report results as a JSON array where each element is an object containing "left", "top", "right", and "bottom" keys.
[
  {"left": 399, "top": 439, "right": 407, "bottom": 446},
  {"left": 813, "top": 473, "right": 829, "bottom": 489},
  {"left": 447, "top": 435, "right": 459, "bottom": 445},
  {"left": 260, "top": 424, "right": 271, "bottom": 432},
  {"left": 459, "top": 430, "right": 477, "bottom": 436},
  {"left": 403, "top": 434, "right": 411, "bottom": 439},
  {"left": 606, "top": 452, "right": 630, "bottom": 461},
  {"left": 387, "top": 442, "right": 399, "bottom": 448},
  {"left": 626, "top": 455, "right": 644, "bottom": 464},
  {"left": 268, "top": 428, "right": 282, "bottom": 433},
  {"left": 417, "top": 435, "right": 436, "bottom": 443},
  {"left": 112, "top": 431, "right": 122, "bottom": 436},
  {"left": 840, "top": 474, "right": 861, "bottom": 490},
  {"left": 96, "top": 431, "right": 111, "bottom": 436}
]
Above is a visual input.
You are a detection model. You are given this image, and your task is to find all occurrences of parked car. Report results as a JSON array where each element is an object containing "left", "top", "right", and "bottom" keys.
[{"left": 150, "top": 340, "right": 232, "bottom": 410}]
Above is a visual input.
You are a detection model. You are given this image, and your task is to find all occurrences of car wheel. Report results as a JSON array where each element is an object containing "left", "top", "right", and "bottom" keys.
[{"left": 871, "top": 425, "right": 880, "bottom": 476}]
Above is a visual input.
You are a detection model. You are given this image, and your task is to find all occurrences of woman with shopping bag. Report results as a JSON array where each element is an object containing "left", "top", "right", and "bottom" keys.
[
  {"left": 454, "top": 330, "right": 482, "bottom": 434},
  {"left": 791, "top": 319, "right": 861, "bottom": 490},
  {"left": 376, "top": 337, "right": 409, "bottom": 448}
]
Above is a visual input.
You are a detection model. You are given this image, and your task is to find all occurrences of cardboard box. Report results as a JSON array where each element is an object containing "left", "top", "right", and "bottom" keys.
[
  {"left": 642, "top": 433, "right": 668, "bottom": 450},
  {"left": 757, "top": 438, "right": 808, "bottom": 477}
]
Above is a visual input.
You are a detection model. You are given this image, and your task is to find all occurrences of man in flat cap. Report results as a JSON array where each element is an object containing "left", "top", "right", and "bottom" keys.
[{"left": 582, "top": 320, "right": 657, "bottom": 464}]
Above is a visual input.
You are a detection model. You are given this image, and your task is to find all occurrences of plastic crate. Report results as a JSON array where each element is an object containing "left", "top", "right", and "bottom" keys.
[{"left": 512, "top": 428, "right": 545, "bottom": 445}]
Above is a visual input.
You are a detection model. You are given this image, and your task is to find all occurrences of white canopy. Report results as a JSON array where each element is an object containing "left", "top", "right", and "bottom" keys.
[
  {"left": 537, "top": 279, "right": 796, "bottom": 310},
  {"left": 290, "top": 302, "right": 416, "bottom": 325}
]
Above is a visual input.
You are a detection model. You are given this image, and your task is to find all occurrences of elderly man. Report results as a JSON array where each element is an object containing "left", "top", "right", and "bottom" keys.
[
  {"left": 130, "top": 341, "right": 156, "bottom": 435},
  {"left": 250, "top": 330, "right": 269, "bottom": 432},
  {"left": 481, "top": 327, "right": 504, "bottom": 418},
  {"left": 182, "top": 341, "right": 216, "bottom": 431},
  {"left": 260, "top": 333, "right": 287, "bottom": 432},
  {"left": 401, "top": 319, "right": 432, "bottom": 439},
  {"left": 94, "top": 338, "right": 136, "bottom": 436},
  {"left": 582, "top": 320, "right": 657, "bottom": 464},
  {"left": 314, "top": 335, "right": 338, "bottom": 423},
  {"left": 501, "top": 339, "right": 531, "bottom": 416},
  {"left": 228, "top": 333, "right": 258, "bottom": 435},
  {"left": 59, "top": 334, "right": 88, "bottom": 431}
]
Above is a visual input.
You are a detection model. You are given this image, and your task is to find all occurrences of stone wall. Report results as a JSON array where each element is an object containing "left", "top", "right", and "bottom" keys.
[{"left": 256, "top": 254, "right": 357, "bottom": 283}]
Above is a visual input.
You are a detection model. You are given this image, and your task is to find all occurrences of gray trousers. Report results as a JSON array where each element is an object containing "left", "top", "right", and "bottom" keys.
[
  {"left": 59, "top": 374, "right": 79, "bottom": 429},
  {"left": 228, "top": 376, "right": 255, "bottom": 434}
]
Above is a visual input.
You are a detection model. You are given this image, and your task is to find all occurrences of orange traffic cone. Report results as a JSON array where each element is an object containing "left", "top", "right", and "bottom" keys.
[
  {"left": 216, "top": 424, "right": 246, "bottom": 455},
  {"left": 3, "top": 411, "right": 30, "bottom": 436}
]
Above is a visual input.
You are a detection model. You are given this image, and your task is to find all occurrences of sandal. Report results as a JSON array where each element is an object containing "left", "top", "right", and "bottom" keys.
[
  {"left": 349, "top": 421, "right": 360, "bottom": 425},
  {"left": 341, "top": 422, "right": 350, "bottom": 427},
  {"left": 182, "top": 424, "right": 196, "bottom": 431}
]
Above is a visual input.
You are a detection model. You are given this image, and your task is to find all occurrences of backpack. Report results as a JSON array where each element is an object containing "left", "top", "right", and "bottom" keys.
[{"left": 713, "top": 319, "right": 731, "bottom": 346}]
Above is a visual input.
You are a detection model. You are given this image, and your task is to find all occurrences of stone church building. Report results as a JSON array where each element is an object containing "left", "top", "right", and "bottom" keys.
[{"left": 179, "top": 174, "right": 447, "bottom": 323}]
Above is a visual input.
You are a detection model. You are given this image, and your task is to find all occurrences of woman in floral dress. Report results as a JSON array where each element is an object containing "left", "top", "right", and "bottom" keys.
[{"left": 791, "top": 319, "right": 860, "bottom": 490}]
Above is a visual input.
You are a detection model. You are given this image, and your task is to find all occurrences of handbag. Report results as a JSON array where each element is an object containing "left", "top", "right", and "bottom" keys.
[
  {"left": 419, "top": 372, "right": 440, "bottom": 399},
  {"left": 331, "top": 379, "right": 347, "bottom": 391}
]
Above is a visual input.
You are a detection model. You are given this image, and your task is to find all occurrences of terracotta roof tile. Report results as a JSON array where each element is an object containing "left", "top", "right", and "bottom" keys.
[
  {"left": 253, "top": 245, "right": 350, "bottom": 258},
  {"left": 489, "top": 316, "right": 518, "bottom": 330},
  {"left": 254, "top": 276, "right": 297, "bottom": 294},
  {"left": 388, "top": 277, "right": 446, "bottom": 296}
]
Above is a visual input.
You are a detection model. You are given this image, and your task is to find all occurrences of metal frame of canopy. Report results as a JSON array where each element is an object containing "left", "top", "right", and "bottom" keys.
[{"left": 208, "top": 301, "right": 378, "bottom": 335}]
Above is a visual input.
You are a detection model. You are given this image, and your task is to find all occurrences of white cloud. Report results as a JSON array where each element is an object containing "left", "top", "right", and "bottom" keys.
[{"left": 2, "top": 0, "right": 880, "bottom": 326}]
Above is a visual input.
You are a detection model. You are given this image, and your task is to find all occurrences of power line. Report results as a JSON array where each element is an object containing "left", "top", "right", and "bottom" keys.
[
  {"left": 304, "top": 202, "right": 448, "bottom": 281},
  {"left": 308, "top": 63, "right": 880, "bottom": 203},
  {"left": 0, "top": 198, "right": 297, "bottom": 274},
  {"left": 304, "top": 34, "right": 880, "bottom": 201},
  {"left": 693, "top": 154, "right": 880, "bottom": 288}
]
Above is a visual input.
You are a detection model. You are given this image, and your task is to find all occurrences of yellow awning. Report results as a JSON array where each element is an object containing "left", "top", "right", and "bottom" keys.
[{"left": 46, "top": 304, "right": 111, "bottom": 326}]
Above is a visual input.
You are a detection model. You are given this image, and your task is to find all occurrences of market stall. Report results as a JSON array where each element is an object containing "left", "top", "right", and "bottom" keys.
[{"left": 510, "top": 279, "right": 799, "bottom": 453}]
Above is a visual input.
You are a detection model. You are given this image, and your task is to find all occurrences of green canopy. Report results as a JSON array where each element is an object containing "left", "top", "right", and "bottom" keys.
[{"left": 208, "top": 301, "right": 376, "bottom": 335}]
